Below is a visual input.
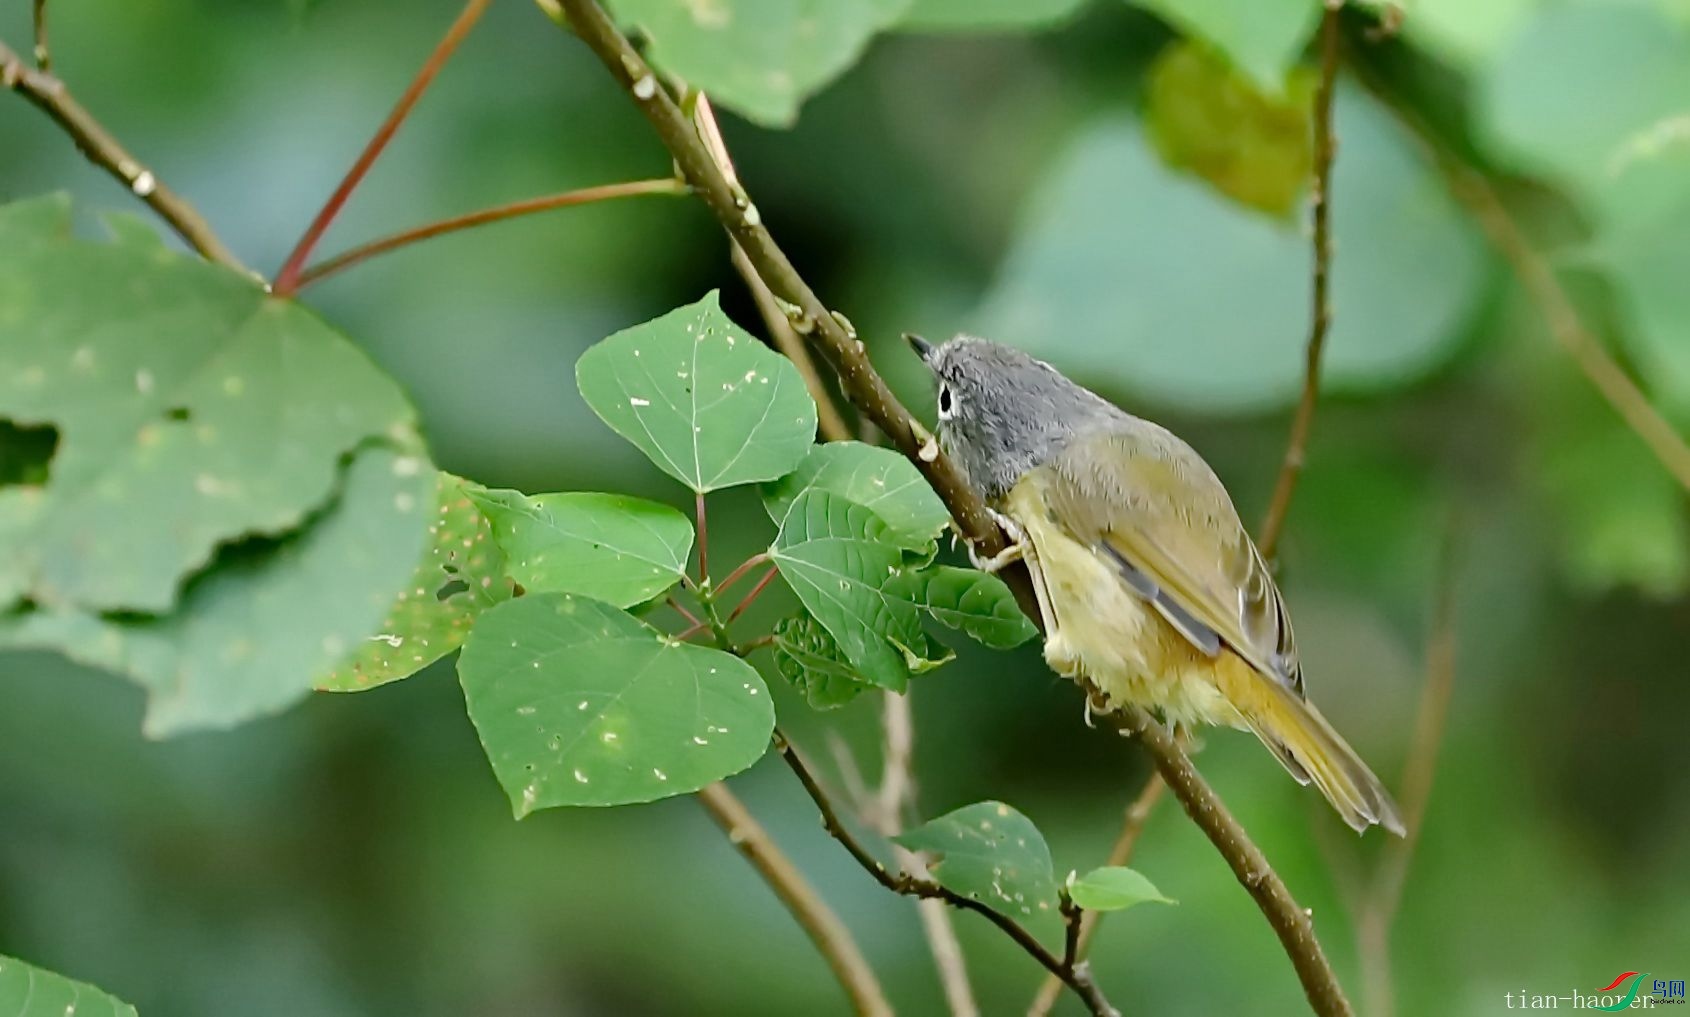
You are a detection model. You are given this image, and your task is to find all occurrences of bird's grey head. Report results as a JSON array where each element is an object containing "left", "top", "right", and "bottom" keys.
[{"left": 907, "top": 334, "right": 1115, "bottom": 501}]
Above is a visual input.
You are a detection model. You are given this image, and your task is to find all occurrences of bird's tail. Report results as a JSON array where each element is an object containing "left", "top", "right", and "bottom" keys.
[{"left": 1213, "top": 655, "right": 1405, "bottom": 836}]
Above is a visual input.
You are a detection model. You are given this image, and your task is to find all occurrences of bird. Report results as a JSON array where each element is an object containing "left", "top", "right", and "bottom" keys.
[{"left": 908, "top": 333, "right": 1404, "bottom": 835}]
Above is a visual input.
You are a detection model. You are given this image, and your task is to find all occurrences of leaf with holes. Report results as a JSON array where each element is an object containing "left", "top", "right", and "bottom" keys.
[
  {"left": 469, "top": 488, "right": 692, "bottom": 607},
  {"left": 576, "top": 291, "right": 817, "bottom": 493},
  {"left": 888, "top": 565, "right": 1037, "bottom": 649},
  {"left": 1067, "top": 866, "right": 1176, "bottom": 912},
  {"left": 894, "top": 801, "right": 1061, "bottom": 922},
  {"left": 610, "top": 0, "right": 911, "bottom": 127},
  {"left": 771, "top": 611, "right": 878, "bottom": 710},
  {"left": 0, "top": 446, "right": 435, "bottom": 736},
  {"left": 769, "top": 491, "right": 941, "bottom": 692},
  {"left": 0, "top": 954, "right": 137, "bottom": 1017},
  {"left": 762, "top": 440, "right": 950, "bottom": 551},
  {"left": 458, "top": 593, "right": 775, "bottom": 815},
  {"left": 0, "top": 193, "right": 418, "bottom": 614},
  {"left": 317, "top": 472, "right": 514, "bottom": 692}
]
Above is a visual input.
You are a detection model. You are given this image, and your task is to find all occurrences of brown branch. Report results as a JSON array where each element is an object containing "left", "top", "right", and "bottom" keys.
[
  {"left": 1122, "top": 708, "right": 1353, "bottom": 1017},
  {"left": 0, "top": 39, "right": 244, "bottom": 270},
  {"left": 1356, "top": 523, "right": 1459, "bottom": 1017},
  {"left": 552, "top": 4, "right": 1354, "bottom": 1013},
  {"left": 774, "top": 732, "right": 1118, "bottom": 1017},
  {"left": 1259, "top": 1, "right": 1345, "bottom": 557},
  {"left": 1027, "top": 772, "right": 1165, "bottom": 1017},
  {"left": 272, "top": 0, "right": 492, "bottom": 295},
  {"left": 1350, "top": 49, "right": 1690, "bottom": 494},
  {"left": 695, "top": 782, "right": 893, "bottom": 1017},
  {"left": 293, "top": 178, "right": 688, "bottom": 289},
  {"left": 553, "top": 0, "right": 1007, "bottom": 563}
]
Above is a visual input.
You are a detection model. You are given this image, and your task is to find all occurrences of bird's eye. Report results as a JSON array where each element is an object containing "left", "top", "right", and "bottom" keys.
[{"left": 937, "top": 384, "right": 955, "bottom": 420}]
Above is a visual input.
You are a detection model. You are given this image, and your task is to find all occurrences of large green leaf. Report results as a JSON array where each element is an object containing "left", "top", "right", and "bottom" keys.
[
  {"left": 471, "top": 488, "right": 692, "bottom": 607},
  {"left": 608, "top": 0, "right": 910, "bottom": 128},
  {"left": 771, "top": 610, "right": 878, "bottom": 710},
  {"left": 979, "top": 90, "right": 1489, "bottom": 413},
  {"left": 0, "top": 195, "right": 417, "bottom": 614},
  {"left": 761, "top": 440, "right": 950, "bottom": 551},
  {"left": 0, "top": 447, "right": 435, "bottom": 736},
  {"left": 888, "top": 565, "right": 1037, "bottom": 649},
  {"left": 769, "top": 491, "right": 938, "bottom": 691},
  {"left": 900, "top": 0, "right": 1088, "bottom": 31},
  {"left": 1127, "top": 0, "right": 1320, "bottom": 94},
  {"left": 1356, "top": 0, "right": 1541, "bottom": 69},
  {"left": 0, "top": 955, "right": 137, "bottom": 1017},
  {"left": 894, "top": 801, "right": 1061, "bottom": 921},
  {"left": 458, "top": 593, "right": 775, "bottom": 814},
  {"left": 1068, "top": 865, "right": 1175, "bottom": 911},
  {"left": 576, "top": 291, "right": 818, "bottom": 493},
  {"left": 317, "top": 472, "right": 515, "bottom": 692}
]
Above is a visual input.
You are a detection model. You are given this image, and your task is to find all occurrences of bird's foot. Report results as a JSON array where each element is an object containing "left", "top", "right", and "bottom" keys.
[{"left": 967, "top": 509, "right": 1027, "bottom": 574}]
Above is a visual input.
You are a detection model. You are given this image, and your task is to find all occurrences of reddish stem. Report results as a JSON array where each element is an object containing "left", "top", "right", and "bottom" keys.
[
  {"left": 272, "top": 0, "right": 492, "bottom": 296},
  {"left": 717, "top": 552, "right": 771, "bottom": 596},
  {"left": 695, "top": 492, "right": 709, "bottom": 585},
  {"left": 668, "top": 596, "right": 702, "bottom": 628},
  {"left": 727, "top": 568, "right": 779, "bottom": 624},
  {"left": 293, "top": 178, "right": 687, "bottom": 289}
]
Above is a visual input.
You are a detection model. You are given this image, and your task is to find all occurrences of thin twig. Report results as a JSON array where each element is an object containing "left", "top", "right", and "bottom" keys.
[
  {"left": 1356, "top": 523, "right": 1459, "bottom": 1017},
  {"left": 687, "top": 92, "right": 854, "bottom": 444},
  {"left": 1351, "top": 47, "right": 1690, "bottom": 494},
  {"left": 667, "top": 596, "right": 702, "bottom": 629},
  {"left": 775, "top": 732, "right": 1118, "bottom": 1017},
  {"left": 1027, "top": 772, "right": 1165, "bottom": 1017},
  {"left": 553, "top": 0, "right": 1008, "bottom": 564},
  {"left": 695, "top": 491, "right": 710, "bottom": 586},
  {"left": 717, "top": 552, "right": 772, "bottom": 597},
  {"left": 272, "top": 0, "right": 492, "bottom": 295},
  {"left": 293, "top": 178, "right": 688, "bottom": 289},
  {"left": 30, "top": 0, "right": 49, "bottom": 70},
  {"left": 1259, "top": 1, "right": 1345, "bottom": 557},
  {"left": 696, "top": 782, "right": 893, "bottom": 1017},
  {"left": 725, "top": 567, "right": 778, "bottom": 624},
  {"left": 553, "top": 5, "right": 1353, "bottom": 1012},
  {"left": 0, "top": 40, "right": 244, "bottom": 269},
  {"left": 878, "top": 693, "right": 980, "bottom": 1017}
]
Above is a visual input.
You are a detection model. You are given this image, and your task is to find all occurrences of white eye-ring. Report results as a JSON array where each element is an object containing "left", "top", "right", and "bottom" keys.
[{"left": 937, "top": 384, "right": 956, "bottom": 421}]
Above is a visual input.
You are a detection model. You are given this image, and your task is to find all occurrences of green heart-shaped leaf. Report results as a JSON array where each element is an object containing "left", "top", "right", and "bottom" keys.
[
  {"left": 895, "top": 801, "right": 1060, "bottom": 921},
  {"left": 889, "top": 565, "right": 1037, "bottom": 648},
  {"left": 576, "top": 291, "right": 817, "bottom": 493},
  {"left": 762, "top": 440, "right": 950, "bottom": 551},
  {"left": 458, "top": 593, "right": 775, "bottom": 815},
  {"left": 471, "top": 488, "right": 692, "bottom": 607}
]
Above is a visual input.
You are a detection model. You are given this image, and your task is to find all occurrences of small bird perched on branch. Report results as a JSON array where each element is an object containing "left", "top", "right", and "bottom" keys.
[{"left": 909, "top": 333, "right": 1404, "bottom": 835}]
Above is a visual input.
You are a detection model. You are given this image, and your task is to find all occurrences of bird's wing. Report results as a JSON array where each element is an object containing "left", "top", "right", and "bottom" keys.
[{"left": 1039, "top": 426, "right": 1302, "bottom": 695}]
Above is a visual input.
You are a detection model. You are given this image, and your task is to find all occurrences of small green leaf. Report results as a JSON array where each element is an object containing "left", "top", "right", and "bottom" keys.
[
  {"left": 608, "top": 0, "right": 910, "bottom": 127},
  {"left": 770, "top": 491, "right": 930, "bottom": 691},
  {"left": 771, "top": 611, "right": 878, "bottom": 709},
  {"left": 1126, "top": 0, "right": 1321, "bottom": 95},
  {"left": 894, "top": 801, "right": 1060, "bottom": 920},
  {"left": 0, "top": 955, "right": 137, "bottom": 1017},
  {"left": 458, "top": 593, "right": 775, "bottom": 814},
  {"left": 1147, "top": 41, "right": 1315, "bottom": 217},
  {"left": 900, "top": 0, "right": 1088, "bottom": 31},
  {"left": 0, "top": 192, "right": 72, "bottom": 249},
  {"left": 471, "top": 488, "right": 692, "bottom": 607},
  {"left": 576, "top": 291, "right": 818, "bottom": 493},
  {"left": 889, "top": 565, "right": 1037, "bottom": 648},
  {"left": 317, "top": 473, "right": 516, "bottom": 691},
  {"left": 0, "top": 195, "right": 419, "bottom": 613},
  {"left": 762, "top": 440, "right": 951, "bottom": 551},
  {"left": 0, "top": 446, "right": 436, "bottom": 736},
  {"left": 1068, "top": 865, "right": 1175, "bottom": 911}
]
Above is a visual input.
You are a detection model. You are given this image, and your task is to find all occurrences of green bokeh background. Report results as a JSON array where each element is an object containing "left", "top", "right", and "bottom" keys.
[{"left": 3, "top": 2, "right": 1687, "bottom": 1014}]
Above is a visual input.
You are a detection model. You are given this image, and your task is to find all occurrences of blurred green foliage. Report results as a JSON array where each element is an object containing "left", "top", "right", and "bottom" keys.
[{"left": 3, "top": 0, "right": 1688, "bottom": 1015}]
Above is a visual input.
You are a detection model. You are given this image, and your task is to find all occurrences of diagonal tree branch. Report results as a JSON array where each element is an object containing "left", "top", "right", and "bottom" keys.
[
  {"left": 695, "top": 781, "right": 893, "bottom": 1017},
  {"left": 551, "top": 3, "right": 1353, "bottom": 1014},
  {"left": 0, "top": 39, "right": 244, "bottom": 270},
  {"left": 775, "top": 732, "right": 1118, "bottom": 1017}
]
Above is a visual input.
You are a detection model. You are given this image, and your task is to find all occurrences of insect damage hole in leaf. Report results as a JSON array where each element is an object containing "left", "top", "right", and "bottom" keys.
[
  {"left": 0, "top": 419, "right": 59, "bottom": 489},
  {"left": 575, "top": 290, "right": 818, "bottom": 494}
]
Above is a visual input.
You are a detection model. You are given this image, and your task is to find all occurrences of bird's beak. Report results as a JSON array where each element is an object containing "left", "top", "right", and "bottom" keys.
[{"left": 904, "top": 333, "right": 935, "bottom": 365}]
